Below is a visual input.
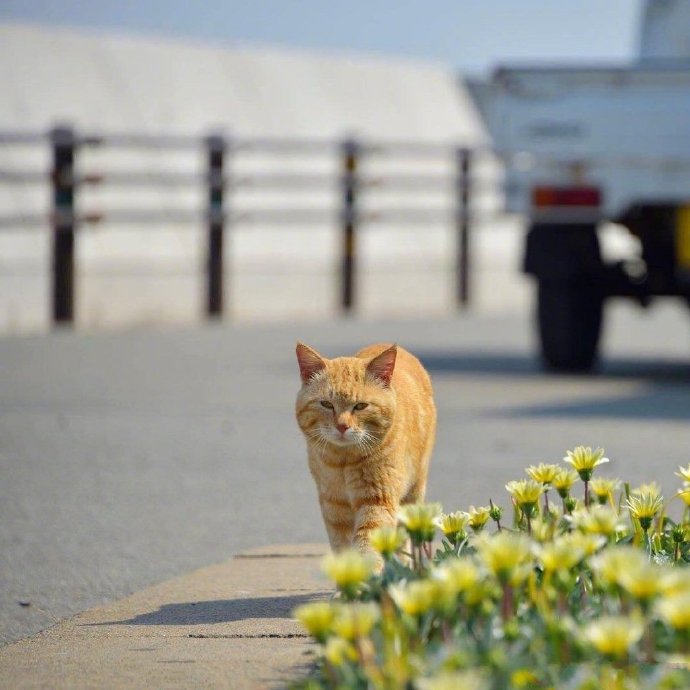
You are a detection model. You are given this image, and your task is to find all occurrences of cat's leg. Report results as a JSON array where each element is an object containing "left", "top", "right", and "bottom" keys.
[
  {"left": 309, "top": 455, "right": 354, "bottom": 550},
  {"left": 351, "top": 497, "right": 397, "bottom": 554},
  {"left": 319, "top": 495, "right": 354, "bottom": 551},
  {"left": 401, "top": 476, "right": 426, "bottom": 505}
]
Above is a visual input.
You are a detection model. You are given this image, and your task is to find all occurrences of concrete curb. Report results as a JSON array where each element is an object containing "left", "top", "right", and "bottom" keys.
[{"left": 0, "top": 544, "right": 331, "bottom": 689}]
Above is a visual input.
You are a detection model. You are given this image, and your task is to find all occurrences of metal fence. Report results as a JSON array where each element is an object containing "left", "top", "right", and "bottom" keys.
[{"left": 0, "top": 127, "right": 481, "bottom": 327}]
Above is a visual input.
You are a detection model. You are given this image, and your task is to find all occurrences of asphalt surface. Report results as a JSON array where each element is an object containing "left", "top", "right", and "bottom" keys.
[
  {"left": 0, "top": 544, "right": 329, "bottom": 689},
  {"left": 2, "top": 300, "right": 690, "bottom": 646}
]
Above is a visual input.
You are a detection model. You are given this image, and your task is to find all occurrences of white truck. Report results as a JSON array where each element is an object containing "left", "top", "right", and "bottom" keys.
[{"left": 473, "top": 0, "right": 690, "bottom": 370}]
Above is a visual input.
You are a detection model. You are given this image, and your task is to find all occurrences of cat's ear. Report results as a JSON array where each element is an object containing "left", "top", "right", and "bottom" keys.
[
  {"left": 296, "top": 342, "right": 326, "bottom": 384},
  {"left": 366, "top": 345, "right": 397, "bottom": 387}
]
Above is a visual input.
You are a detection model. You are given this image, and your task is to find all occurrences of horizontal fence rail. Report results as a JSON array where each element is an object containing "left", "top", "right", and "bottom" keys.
[{"left": 0, "top": 127, "right": 488, "bottom": 326}]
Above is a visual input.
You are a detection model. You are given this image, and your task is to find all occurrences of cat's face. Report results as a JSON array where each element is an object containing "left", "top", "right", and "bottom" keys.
[{"left": 295, "top": 343, "right": 396, "bottom": 451}]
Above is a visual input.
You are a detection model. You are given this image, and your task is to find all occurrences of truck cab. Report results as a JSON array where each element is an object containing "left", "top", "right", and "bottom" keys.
[{"left": 474, "top": 0, "right": 690, "bottom": 370}]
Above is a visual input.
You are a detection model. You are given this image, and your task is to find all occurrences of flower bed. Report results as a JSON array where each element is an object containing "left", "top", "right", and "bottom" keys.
[{"left": 293, "top": 447, "right": 690, "bottom": 689}]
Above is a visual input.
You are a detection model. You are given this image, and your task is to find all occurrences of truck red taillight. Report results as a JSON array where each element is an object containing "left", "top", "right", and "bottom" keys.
[{"left": 532, "top": 186, "right": 602, "bottom": 208}]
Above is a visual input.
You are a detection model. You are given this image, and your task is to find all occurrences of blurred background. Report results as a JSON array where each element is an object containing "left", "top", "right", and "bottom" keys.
[{"left": 0, "top": 0, "right": 645, "bottom": 336}]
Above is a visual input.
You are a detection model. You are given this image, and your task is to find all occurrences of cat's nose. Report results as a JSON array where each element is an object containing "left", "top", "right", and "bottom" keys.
[{"left": 335, "top": 423, "right": 349, "bottom": 435}]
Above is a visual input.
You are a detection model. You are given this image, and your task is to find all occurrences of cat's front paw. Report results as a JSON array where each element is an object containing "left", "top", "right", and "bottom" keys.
[{"left": 355, "top": 543, "right": 384, "bottom": 575}]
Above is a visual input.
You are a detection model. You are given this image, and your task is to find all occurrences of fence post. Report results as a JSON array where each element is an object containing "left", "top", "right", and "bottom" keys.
[
  {"left": 456, "top": 147, "right": 472, "bottom": 308},
  {"left": 51, "top": 126, "right": 77, "bottom": 325},
  {"left": 206, "top": 134, "right": 226, "bottom": 319},
  {"left": 340, "top": 138, "right": 359, "bottom": 313}
]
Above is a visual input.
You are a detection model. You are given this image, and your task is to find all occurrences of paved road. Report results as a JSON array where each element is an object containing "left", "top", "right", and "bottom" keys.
[{"left": 2, "top": 301, "right": 690, "bottom": 646}]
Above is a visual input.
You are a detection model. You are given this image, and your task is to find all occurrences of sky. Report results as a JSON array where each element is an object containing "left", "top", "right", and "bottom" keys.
[{"left": 0, "top": 0, "right": 644, "bottom": 76}]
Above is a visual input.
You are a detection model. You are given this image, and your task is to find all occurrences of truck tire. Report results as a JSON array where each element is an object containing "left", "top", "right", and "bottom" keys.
[{"left": 536, "top": 279, "right": 603, "bottom": 372}]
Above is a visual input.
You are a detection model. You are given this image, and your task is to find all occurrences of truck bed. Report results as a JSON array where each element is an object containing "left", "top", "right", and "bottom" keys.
[{"left": 477, "top": 64, "right": 690, "bottom": 218}]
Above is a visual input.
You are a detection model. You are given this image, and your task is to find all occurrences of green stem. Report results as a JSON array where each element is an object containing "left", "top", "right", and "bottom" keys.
[
  {"left": 501, "top": 583, "right": 514, "bottom": 622},
  {"left": 644, "top": 621, "right": 655, "bottom": 664},
  {"left": 643, "top": 528, "right": 651, "bottom": 556}
]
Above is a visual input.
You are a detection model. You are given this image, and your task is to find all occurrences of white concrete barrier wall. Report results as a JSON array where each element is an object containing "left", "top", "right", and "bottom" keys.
[{"left": 0, "top": 23, "right": 537, "bottom": 334}]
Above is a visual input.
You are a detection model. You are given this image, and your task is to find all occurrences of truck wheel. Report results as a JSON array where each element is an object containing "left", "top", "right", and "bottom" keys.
[{"left": 536, "top": 279, "right": 603, "bottom": 372}]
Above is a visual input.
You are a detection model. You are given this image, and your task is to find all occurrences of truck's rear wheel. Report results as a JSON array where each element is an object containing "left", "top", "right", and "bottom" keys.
[{"left": 536, "top": 279, "right": 603, "bottom": 371}]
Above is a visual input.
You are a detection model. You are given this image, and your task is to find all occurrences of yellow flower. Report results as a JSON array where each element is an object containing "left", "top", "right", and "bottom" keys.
[
  {"left": 467, "top": 505, "right": 491, "bottom": 532},
  {"left": 474, "top": 532, "right": 533, "bottom": 585},
  {"left": 589, "top": 477, "right": 621, "bottom": 504},
  {"left": 369, "top": 526, "right": 407, "bottom": 559},
  {"left": 631, "top": 481, "right": 662, "bottom": 499},
  {"left": 464, "top": 578, "right": 501, "bottom": 608},
  {"left": 321, "top": 549, "right": 375, "bottom": 593},
  {"left": 331, "top": 602, "right": 379, "bottom": 640},
  {"left": 324, "top": 636, "right": 358, "bottom": 666},
  {"left": 293, "top": 601, "right": 337, "bottom": 642},
  {"left": 563, "top": 446, "right": 609, "bottom": 481},
  {"left": 388, "top": 580, "right": 438, "bottom": 618},
  {"left": 565, "top": 531, "right": 606, "bottom": 557},
  {"left": 433, "top": 557, "right": 479, "bottom": 594},
  {"left": 656, "top": 591, "right": 690, "bottom": 631},
  {"left": 505, "top": 479, "right": 544, "bottom": 515},
  {"left": 510, "top": 668, "right": 540, "bottom": 688},
  {"left": 590, "top": 545, "right": 647, "bottom": 588},
  {"left": 571, "top": 505, "right": 626, "bottom": 538},
  {"left": 537, "top": 537, "right": 584, "bottom": 573},
  {"left": 627, "top": 490, "right": 664, "bottom": 531},
  {"left": 525, "top": 463, "right": 560, "bottom": 485},
  {"left": 552, "top": 467, "right": 579, "bottom": 498},
  {"left": 675, "top": 464, "right": 690, "bottom": 483},
  {"left": 617, "top": 560, "right": 663, "bottom": 604},
  {"left": 529, "top": 516, "right": 555, "bottom": 543},
  {"left": 582, "top": 615, "right": 644, "bottom": 659},
  {"left": 435, "top": 510, "right": 470, "bottom": 542},
  {"left": 677, "top": 484, "right": 690, "bottom": 506},
  {"left": 417, "top": 671, "right": 488, "bottom": 690},
  {"left": 397, "top": 502, "right": 441, "bottom": 544},
  {"left": 660, "top": 569, "right": 690, "bottom": 596}
]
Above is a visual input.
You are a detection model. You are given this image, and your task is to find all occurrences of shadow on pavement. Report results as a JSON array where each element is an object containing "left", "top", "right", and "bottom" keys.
[
  {"left": 89, "top": 592, "right": 329, "bottom": 626},
  {"left": 502, "top": 389, "right": 690, "bottom": 421},
  {"left": 418, "top": 351, "right": 542, "bottom": 376},
  {"left": 417, "top": 350, "right": 690, "bottom": 382},
  {"left": 417, "top": 350, "right": 690, "bottom": 420}
]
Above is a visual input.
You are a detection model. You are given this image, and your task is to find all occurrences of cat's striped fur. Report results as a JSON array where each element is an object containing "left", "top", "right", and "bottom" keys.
[{"left": 295, "top": 342, "right": 436, "bottom": 555}]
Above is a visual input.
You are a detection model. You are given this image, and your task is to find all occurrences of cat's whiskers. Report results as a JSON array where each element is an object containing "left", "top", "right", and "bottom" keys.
[
  {"left": 306, "top": 427, "right": 331, "bottom": 455},
  {"left": 356, "top": 429, "right": 378, "bottom": 456}
]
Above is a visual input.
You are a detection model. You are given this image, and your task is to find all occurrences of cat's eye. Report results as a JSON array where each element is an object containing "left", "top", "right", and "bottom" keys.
[
  {"left": 320, "top": 400, "right": 334, "bottom": 409},
  {"left": 353, "top": 402, "right": 368, "bottom": 411}
]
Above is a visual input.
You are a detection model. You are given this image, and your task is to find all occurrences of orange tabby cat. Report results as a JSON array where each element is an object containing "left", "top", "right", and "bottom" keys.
[{"left": 295, "top": 342, "right": 436, "bottom": 555}]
